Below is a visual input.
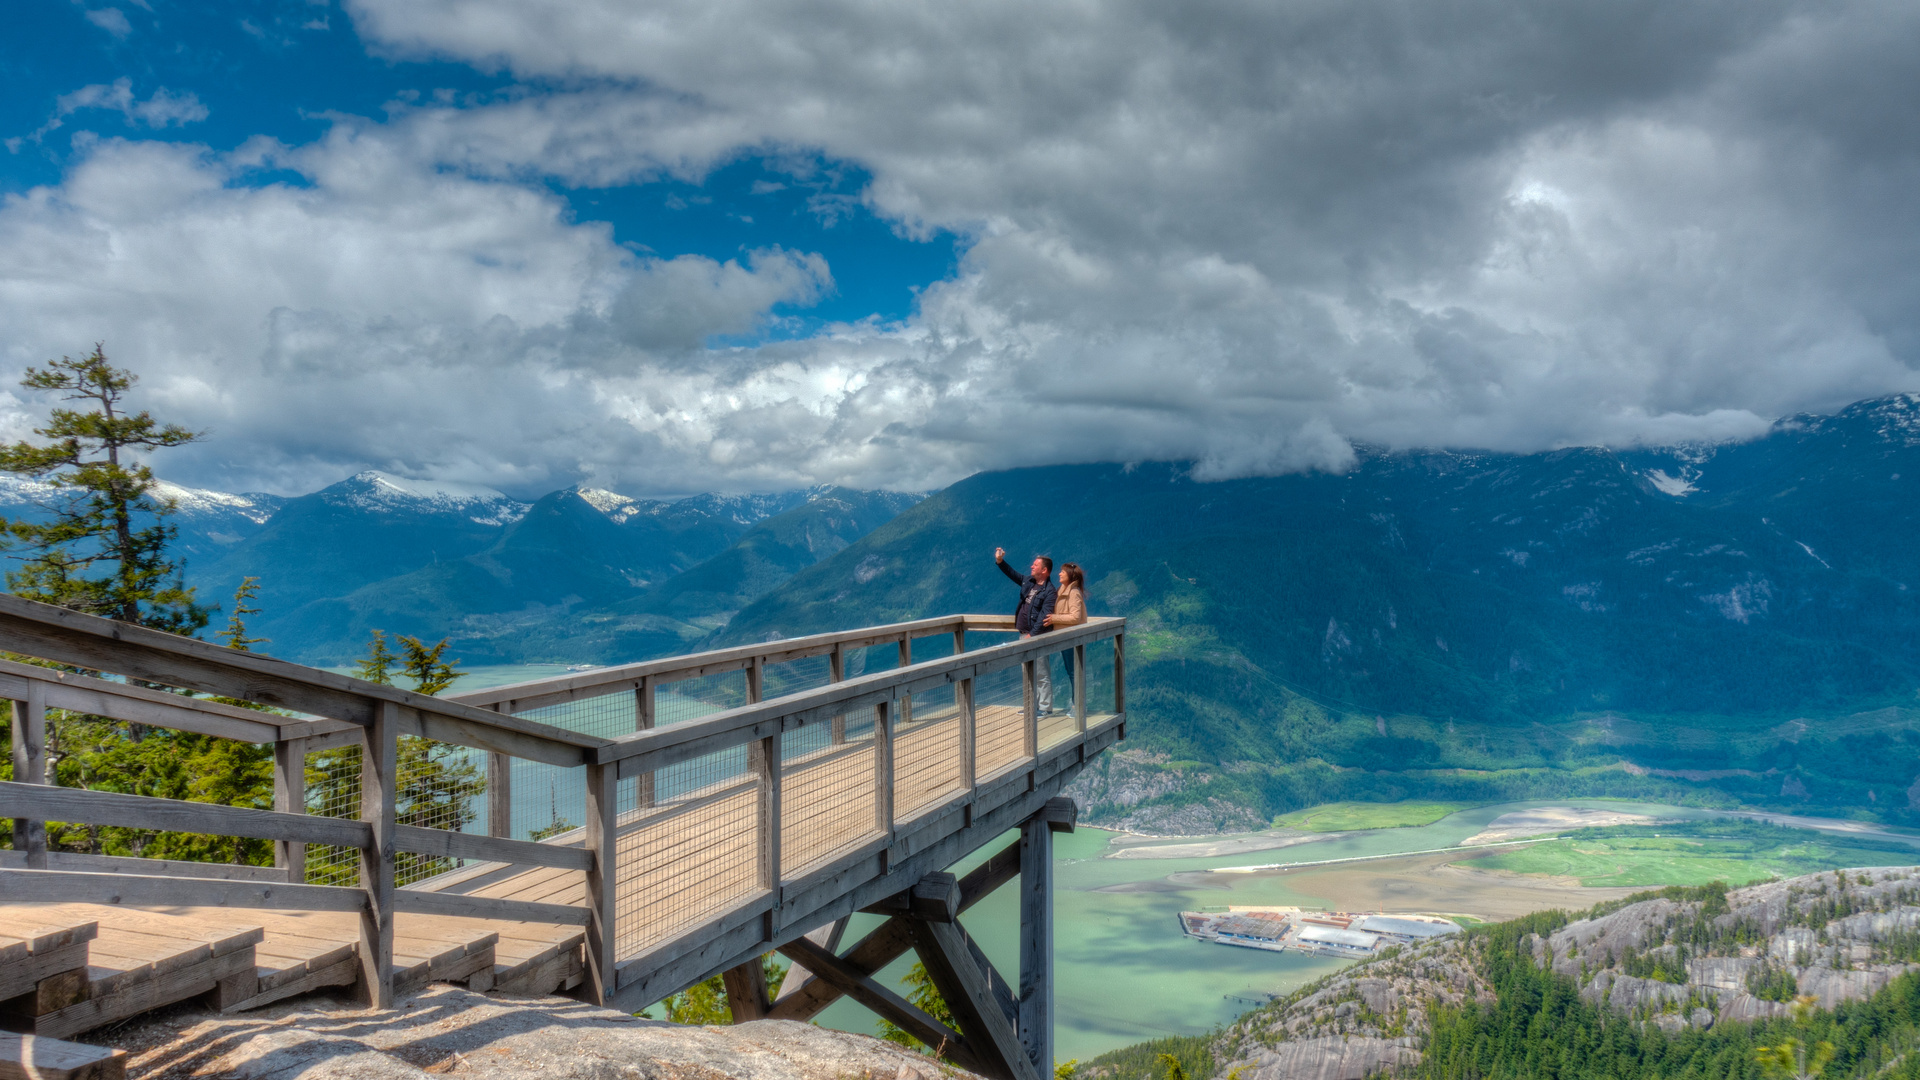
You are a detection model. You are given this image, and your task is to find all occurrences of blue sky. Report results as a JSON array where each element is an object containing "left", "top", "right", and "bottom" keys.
[
  {"left": 5, "top": 0, "right": 958, "bottom": 334},
  {"left": 1, "top": 0, "right": 1915, "bottom": 498}
]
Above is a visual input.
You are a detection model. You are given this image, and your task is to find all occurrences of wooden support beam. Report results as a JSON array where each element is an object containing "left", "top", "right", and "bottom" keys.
[
  {"left": 959, "top": 677, "right": 976, "bottom": 793},
  {"left": 487, "top": 747, "right": 512, "bottom": 839},
  {"left": 770, "top": 917, "right": 846, "bottom": 1004},
  {"left": 776, "top": 936, "right": 988, "bottom": 1076},
  {"left": 721, "top": 958, "right": 771, "bottom": 1022},
  {"left": 9, "top": 683, "right": 46, "bottom": 869},
  {"left": 861, "top": 872, "right": 960, "bottom": 922},
  {"left": 0, "top": 868, "right": 364, "bottom": 911},
  {"left": 1019, "top": 805, "right": 1056, "bottom": 1073},
  {"left": 766, "top": 840, "right": 1021, "bottom": 1022},
  {"left": 391, "top": 889, "right": 588, "bottom": 925},
  {"left": 910, "top": 919, "right": 1040, "bottom": 1080},
  {"left": 0, "top": 781, "right": 372, "bottom": 849},
  {"left": 1021, "top": 661, "right": 1038, "bottom": 761},
  {"left": 583, "top": 761, "right": 619, "bottom": 1004},
  {"left": 273, "top": 736, "right": 307, "bottom": 883},
  {"left": 358, "top": 700, "right": 397, "bottom": 1009},
  {"left": 391, "top": 822, "right": 593, "bottom": 871},
  {"left": 829, "top": 644, "right": 846, "bottom": 744},
  {"left": 1113, "top": 633, "right": 1125, "bottom": 713},
  {"left": 873, "top": 701, "right": 893, "bottom": 841}
]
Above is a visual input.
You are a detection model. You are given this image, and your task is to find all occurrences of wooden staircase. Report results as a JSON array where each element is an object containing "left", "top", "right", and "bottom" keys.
[{"left": 0, "top": 902, "right": 583, "bottom": 1039}]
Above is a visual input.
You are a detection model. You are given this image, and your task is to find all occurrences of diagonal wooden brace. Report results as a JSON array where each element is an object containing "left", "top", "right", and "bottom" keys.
[
  {"left": 766, "top": 841, "right": 1022, "bottom": 1023},
  {"left": 909, "top": 919, "right": 1041, "bottom": 1080},
  {"left": 775, "top": 935, "right": 993, "bottom": 1077}
]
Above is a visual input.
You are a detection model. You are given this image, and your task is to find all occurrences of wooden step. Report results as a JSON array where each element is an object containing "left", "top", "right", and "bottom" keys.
[
  {"left": 0, "top": 1033, "right": 125, "bottom": 1080},
  {"left": 0, "top": 920, "right": 96, "bottom": 1010},
  {"left": 0, "top": 904, "right": 261, "bottom": 1040}
]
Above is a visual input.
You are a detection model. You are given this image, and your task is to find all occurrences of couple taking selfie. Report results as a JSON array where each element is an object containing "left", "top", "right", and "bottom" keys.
[{"left": 993, "top": 546, "right": 1086, "bottom": 715}]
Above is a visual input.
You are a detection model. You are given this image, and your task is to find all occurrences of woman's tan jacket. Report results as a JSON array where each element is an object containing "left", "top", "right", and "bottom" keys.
[{"left": 1050, "top": 584, "right": 1086, "bottom": 629}]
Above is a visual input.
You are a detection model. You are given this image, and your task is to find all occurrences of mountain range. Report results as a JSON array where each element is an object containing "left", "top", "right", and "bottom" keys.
[{"left": 4, "top": 393, "right": 1920, "bottom": 829}]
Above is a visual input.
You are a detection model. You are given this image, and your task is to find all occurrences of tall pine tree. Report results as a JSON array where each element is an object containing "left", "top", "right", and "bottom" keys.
[{"left": 0, "top": 345, "right": 207, "bottom": 632}]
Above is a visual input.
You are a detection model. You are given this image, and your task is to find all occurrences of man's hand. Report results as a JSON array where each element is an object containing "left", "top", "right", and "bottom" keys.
[
  {"left": 1043, "top": 614, "right": 1055, "bottom": 625},
  {"left": 994, "top": 546, "right": 1006, "bottom": 562}
]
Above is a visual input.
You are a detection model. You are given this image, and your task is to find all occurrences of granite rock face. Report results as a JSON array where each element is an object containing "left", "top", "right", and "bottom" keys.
[{"left": 119, "top": 986, "right": 964, "bottom": 1080}]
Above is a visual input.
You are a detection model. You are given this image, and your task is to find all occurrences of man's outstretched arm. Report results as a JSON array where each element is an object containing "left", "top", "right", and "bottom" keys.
[{"left": 994, "top": 547, "right": 1025, "bottom": 584}]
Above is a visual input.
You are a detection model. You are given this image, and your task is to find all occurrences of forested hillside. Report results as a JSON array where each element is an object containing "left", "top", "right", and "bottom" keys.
[
  {"left": 720, "top": 394, "right": 1920, "bottom": 829},
  {"left": 1086, "top": 867, "right": 1920, "bottom": 1080}
]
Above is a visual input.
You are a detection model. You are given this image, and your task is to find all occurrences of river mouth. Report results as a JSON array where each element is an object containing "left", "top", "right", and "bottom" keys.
[{"left": 812, "top": 797, "right": 1920, "bottom": 1062}]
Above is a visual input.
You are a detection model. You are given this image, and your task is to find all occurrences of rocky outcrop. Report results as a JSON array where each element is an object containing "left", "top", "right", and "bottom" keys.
[{"left": 116, "top": 986, "right": 965, "bottom": 1080}]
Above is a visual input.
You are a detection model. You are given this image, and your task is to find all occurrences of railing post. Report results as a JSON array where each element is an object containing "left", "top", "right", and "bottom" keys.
[
  {"left": 952, "top": 623, "right": 966, "bottom": 657},
  {"left": 896, "top": 636, "right": 912, "bottom": 726},
  {"left": 358, "top": 701, "right": 397, "bottom": 1009},
  {"left": 754, "top": 732, "right": 781, "bottom": 891},
  {"left": 486, "top": 751, "right": 512, "bottom": 838},
  {"left": 1114, "top": 633, "right": 1126, "bottom": 714},
  {"left": 1074, "top": 644, "right": 1087, "bottom": 732},
  {"left": 958, "top": 677, "right": 976, "bottom": 792},
  {"left": 636, "top": 676, "right": 656, "bottom": 808},
  {"left": 748, "top": 656, "right": 764, "bottom": 705},
  {"left": 584, "top": 761, "right": 619, "bottom": 1006},
  {"left": 273, "top": 735, "right": 308, "bottom": 882},
  {"left": 9, "top": 682, "right": 47, "bottom": 869},
  {"left": 1022, "top": 659, "right": 1038, "bottom": 762},
  {"left": 829, "top": 644, "right": 847, "bottom": 744},
  {"left": 873, "top": 701, "right": 893, "bottom": 841}
]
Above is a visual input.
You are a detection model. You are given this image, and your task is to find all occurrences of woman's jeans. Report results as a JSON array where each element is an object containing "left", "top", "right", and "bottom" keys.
[{"left": 1057, "top": 646, "right": 1077, "bottom": 712}]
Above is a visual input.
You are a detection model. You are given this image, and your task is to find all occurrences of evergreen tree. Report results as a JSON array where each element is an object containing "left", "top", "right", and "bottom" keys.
[
  {"left": 218, "top": 576, "right": 269, "bottom": 652},
  {"left": 0, "top": 345, "right": 206, "bottom": 633},
  {"left": 878, "top": 962, "right": 959, "bottom": 1052}
]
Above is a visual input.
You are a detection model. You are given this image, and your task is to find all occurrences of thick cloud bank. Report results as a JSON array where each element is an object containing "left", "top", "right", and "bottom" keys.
[{"left": 5, "top": 0, "right": 1918, "bottom": 493}]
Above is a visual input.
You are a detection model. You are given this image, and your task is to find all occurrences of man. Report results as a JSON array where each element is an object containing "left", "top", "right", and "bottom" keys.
[{"left": 994, "top": 546, "right": 1057, "bottom": 714}]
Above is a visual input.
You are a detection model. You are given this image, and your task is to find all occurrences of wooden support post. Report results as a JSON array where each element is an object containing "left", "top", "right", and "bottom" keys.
[
  {"left": 753, "top": 733, "right": 780, "bottom": 891},
  {"left": 9, "top": 682, "right": 47, "bottom": 869},
  {"left": 486, "top": 751, "right": 512, "bottom": 838},
  {"left": 911, "top": 919, "right": 1040, "bottom": 1080},
  {"left": 583, "top": 761, "right": 619, "bottom": 1006},
  {"left": 272, "top": 736, "right": 308, "bottom": 882},
  {"left": 953, "top": 625, "right": 966, "bottom": 657},
  {"left": 721, "top": 959, "right": 772, "bottom": 1022},
  {"left": 636, "top": 676, "right": 656, "bottom": 807},
  {"left": 829, "top": 646, "right": 846, "bottom": 744},
  {"left": 873, "top": 701, "right": 893, "bottom": 841},
  {"left": 1018, "top": 807, "right": 1056, "bottom": 1074},
  {"left": 747, "top": 656, "right": 764, "bottom": 705},
  {"left": 1114, "top": 633, "right": 1125, "bottom": 714},
  {"left": 896, "top": 637, "right": 912, "bottom": 726},
  {"left": 898, "top": 635, "right": 912, "bottom": 669},
  {"left": 1021, "top": 661, "right": 1038, "bottom": 762},
  {"left": 777, "top": 935, "right": 987, "bottom": 1074},
  {"left": 357, "top": 701, "right": 397, "bottom": 1009},
  {"left": 958, "top": 678, "right": 976, "bottom": 792},
  {"left": 1073, "top": 645, "right": 1087, "bottom": 732}
]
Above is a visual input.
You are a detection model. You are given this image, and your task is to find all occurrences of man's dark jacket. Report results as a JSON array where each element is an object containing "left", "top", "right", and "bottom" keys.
[{"left": 998, "top": 558, "right": 1056, "bottom": 635}]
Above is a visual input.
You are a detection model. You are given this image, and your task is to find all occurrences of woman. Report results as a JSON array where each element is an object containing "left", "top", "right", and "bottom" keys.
[{"left": 1044, "top": 562, "right": 1086, "bottom": 713}]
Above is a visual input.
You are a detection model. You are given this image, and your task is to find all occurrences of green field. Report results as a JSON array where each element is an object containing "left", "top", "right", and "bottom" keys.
[
  {"left": 1272, "top": 800, "right": 1471, "bottom": 832},
  {"left": 1468, "top": 821, "right": 1920, "bottom": 887}
]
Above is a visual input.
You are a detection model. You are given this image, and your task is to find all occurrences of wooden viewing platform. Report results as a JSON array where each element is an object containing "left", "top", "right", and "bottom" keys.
[{"left": 0, "top": 596, "right": 1126, "bottom": 1080}]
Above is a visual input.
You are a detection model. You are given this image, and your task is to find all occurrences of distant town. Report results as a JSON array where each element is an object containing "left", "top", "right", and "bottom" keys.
[{"left": 1180, "top": 907, "right": 1461, "bottom": 957}]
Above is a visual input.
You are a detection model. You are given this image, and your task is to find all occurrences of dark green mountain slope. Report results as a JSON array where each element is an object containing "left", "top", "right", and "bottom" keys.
[{"left": 719, "top": 395, "right": 1920, "bottom": 828}]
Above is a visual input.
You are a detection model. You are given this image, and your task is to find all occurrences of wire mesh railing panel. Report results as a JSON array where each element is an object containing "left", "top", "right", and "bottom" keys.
[
  {"left": 614, "top": 744, "right": 762, "bottom": 960},
  {"left": 518, "top": 691, "right": 638, "bottom": 740},
  {"left": 839, "top": 642, "right": 899, "bottom": 681},
  {"left": 655, "top": 671, "right": 749, "bottom": 728},
  {"left": 961, "top": 630, "right": 1020, "bottom": 653},
  {"left": 972, "top": 663, "right": 1029, "bottom": 779},
  {"left": 1084, "top": 637, "right": 1120, "bottom": 726},
  {"left": 762, "top": 654, "right": 832, "bottom": 701},
  {"left": 393, "top": 736, "right": 488, "bottom": 885},
  {"left": 779, "top": 710, "right": 879, "bottom": 878},
  {"left": 304, "top": 744, "right": 361, "bottom": 886},
  {"left": 892, "top": 684, "right": 964, "bottom": 824}
]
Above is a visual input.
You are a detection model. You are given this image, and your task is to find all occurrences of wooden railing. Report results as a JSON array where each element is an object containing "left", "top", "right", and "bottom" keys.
[{"left": 0, "top": 595, "right": 1126, "bottom": 1011}]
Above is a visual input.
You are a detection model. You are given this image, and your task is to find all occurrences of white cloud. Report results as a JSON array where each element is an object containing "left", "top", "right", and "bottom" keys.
[
  {"left": 83, "top": 7, "right": 131, "bottom": 37},
  {"left": 8, "top": 78, "right": 208, "bottom": 152},
  {"left": 7, "top": 0, "right": 1920, "bottom": 496}
]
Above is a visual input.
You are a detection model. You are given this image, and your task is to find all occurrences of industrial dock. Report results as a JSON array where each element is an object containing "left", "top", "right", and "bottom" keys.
[{"left": 1180, "top": 907, "right": 1460, "bottom": 957}]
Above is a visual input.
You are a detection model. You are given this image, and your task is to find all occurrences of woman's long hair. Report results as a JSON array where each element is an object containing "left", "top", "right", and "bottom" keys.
[{"left": 1061, "top": 562, "right": 1084, "bottom": 590}]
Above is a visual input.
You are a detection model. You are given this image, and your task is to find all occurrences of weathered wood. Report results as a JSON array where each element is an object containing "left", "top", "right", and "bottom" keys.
[
  {"left": 273, "top": 736, "right": 307, "bottom": 882},
  {"left": 1021, "top": 661, "right": 1038, "bottom": 760},
  {"left": 358, "top": 701, "right": 396, "bottom": 1008},
  {"left": 392, "top": 823, "right": 593, "bottom": 871},
  {"left": 0, "top": 1033, "right": 126, "bottom": 1080},
  {"left": 768, "top": 917, "right": 846, "bottom": 1005},
  {"left": 31, "top": 946, "right": 257, "bottom": 1040},
  {"left": 1113, "top": 633, "right": 1124, "bottom": 713},
  {"left": 1018, "top": 807, "right": 1055, "bottom": 1072},
  {"left": 959, "top": 678, "right": 977, "bottom": 792},
  {"left": 391, "top": 888, "right": 590, "bottom": 925},
  {"left": 10, "top": 683, "right": 47, "bottom": 869},
  {"left": 873, "top": 702, "right": 893, "bottom": 838},
  {"left": 776, "top": 935, "right": 987, "bottom": 1075},
  {"left": 721, "top": 959, "right": 771, "bottom": 1022},
  {"left": 0, "top": 869, "right": 364, "bottom": 911},
  {"left": 0, "top": 938, "right": 90, "bottom": 1002},
  {"left": 0, "top": 850, "right": 291, "bottom": 883},
  {"left": 861, "top": 872, "right": 960, "bottom": 922},
  {"left": 219, "top": 955, "right": 356, "bottom": 1014},
  {"left": 582, "top": 761, "right": 618, "bottom": 1004},
  {"left": 0, "top": 659, "right": 285, "bottom": 744},
  {"left": 911, "top": 919, "right": 1039, "bottom": 1080},
  {"left": 487, "top": 750, "right": 512, "bottom": 838},
  {"left": 1073, "top": 644, "right": 1087, "bottom": 729},
  {"left": 0, "top": 781, "right": 371, "bottom": 849}
]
